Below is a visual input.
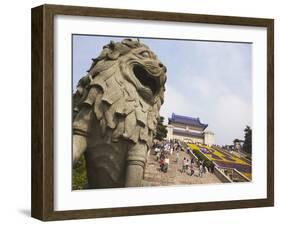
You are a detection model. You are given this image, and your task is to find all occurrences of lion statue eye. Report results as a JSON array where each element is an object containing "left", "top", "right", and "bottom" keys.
[{"left": 140, "top": 51, "right": 150, "bottom": 58}]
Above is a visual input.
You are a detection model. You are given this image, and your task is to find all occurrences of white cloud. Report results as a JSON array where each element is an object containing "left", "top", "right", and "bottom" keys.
[
  {"left": 210, "top": 94, "right": 252, "bottom": 144},
  {"left": 160, "top": 85, "right": 190, "bottom": 124}
]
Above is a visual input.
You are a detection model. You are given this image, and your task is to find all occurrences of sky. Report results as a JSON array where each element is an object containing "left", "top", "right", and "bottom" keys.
[{"left": 72, "top": 35, "right": 252, "bottom": 145}]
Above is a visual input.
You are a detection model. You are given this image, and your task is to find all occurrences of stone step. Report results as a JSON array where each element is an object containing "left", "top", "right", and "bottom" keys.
[{"left": 142, "top": 150, "right": 222, "bottom": 187}]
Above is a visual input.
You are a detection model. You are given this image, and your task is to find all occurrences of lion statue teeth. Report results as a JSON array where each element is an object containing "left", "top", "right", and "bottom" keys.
[{"left": 73, "top": 39, "right": 167, "bottom": 188}]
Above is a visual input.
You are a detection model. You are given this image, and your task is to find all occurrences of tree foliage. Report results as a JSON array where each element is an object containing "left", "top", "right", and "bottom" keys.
[
  {"left": 243, "top": 125, "right": 252, "bottom": 154},
  {"left": 72, "top": 155, "right": 87, "bottom": 190},
  {"left": 154, "top": 116, "right": 167, "bottom": 140}
]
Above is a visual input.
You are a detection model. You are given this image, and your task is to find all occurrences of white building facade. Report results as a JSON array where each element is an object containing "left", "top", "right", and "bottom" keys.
[{"left": 166, "top": 113, "right": 215, "bottom": 146}]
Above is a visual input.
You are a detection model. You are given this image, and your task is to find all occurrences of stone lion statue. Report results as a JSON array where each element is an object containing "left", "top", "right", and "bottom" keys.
[{"left": 73, "top": 39, "right": 167, "bottom": 188}]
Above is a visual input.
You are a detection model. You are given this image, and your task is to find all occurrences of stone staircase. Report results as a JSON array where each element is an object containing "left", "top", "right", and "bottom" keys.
[{"left": 142, "top": 150, "right": 221, "bottom": 187}]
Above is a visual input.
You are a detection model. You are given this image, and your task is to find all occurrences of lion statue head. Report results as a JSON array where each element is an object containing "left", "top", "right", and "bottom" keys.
[{"left": 73, "top": 38, "right": 167, "bottom": 149}]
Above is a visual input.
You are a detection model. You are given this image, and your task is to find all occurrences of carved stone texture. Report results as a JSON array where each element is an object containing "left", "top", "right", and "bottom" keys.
[{"left": 73, "top": 39, "right": 167, "bottom": 188}]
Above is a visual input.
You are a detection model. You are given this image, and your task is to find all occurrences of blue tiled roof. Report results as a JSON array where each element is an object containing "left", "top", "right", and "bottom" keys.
[
  {"left": 168, "top": 113, "right": 208, "bottom": 129},
  {"left": 173, "top": 129, "right": 204, "bottom": 138}
]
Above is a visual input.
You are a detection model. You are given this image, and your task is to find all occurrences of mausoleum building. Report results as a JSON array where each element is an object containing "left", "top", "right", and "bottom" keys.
[{"left": 166, "top": 113, "right": 215, "bottom": 146}]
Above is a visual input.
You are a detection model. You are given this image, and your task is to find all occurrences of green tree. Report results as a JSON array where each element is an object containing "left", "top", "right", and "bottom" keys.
[
  {"left": 233, "top": 138, "right": 240, "bottom": 143},
  {"left": 72, "top": 155, "right": 87, "bottom": 190},
  {"left": 243, "top": 125, "right": 252, "bottom": 154},
  {"left": 154, "top": 116, "right": 167, "bottom": 140}
]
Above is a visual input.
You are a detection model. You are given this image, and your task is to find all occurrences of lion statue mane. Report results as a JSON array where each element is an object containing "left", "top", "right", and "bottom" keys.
[{"left": 73, "top": 39, "right": 167, "bottom": 188}]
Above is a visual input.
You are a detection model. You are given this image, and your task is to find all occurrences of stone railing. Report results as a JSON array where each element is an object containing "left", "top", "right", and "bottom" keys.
[
  {"left": 213, "top": 166, "right": 232, "bottom": 183},
  {"left": 214, "top": 167, "right": 250, "bottom": 183},
  {"left": 189, "top": 150, "right": 199, "bottom": 161},
  {"left": 232, "top": 169, "right": 251, "bottom": 182}
]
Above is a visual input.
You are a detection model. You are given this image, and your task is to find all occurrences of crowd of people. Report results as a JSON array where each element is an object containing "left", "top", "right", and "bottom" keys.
[{"left": 152, "top": 139, "right": 207, "bottom": 177}]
